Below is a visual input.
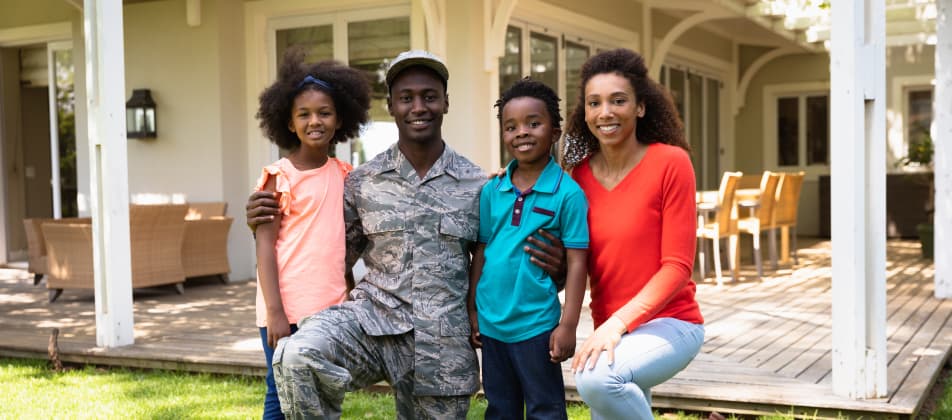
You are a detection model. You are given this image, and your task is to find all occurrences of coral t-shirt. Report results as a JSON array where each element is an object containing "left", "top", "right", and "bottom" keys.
[
  {"left": 253, "top": 157, "right": 351, "bottom": 327},
  {"left": 572, "top": 143, "right": 703, "bottom": 332}
]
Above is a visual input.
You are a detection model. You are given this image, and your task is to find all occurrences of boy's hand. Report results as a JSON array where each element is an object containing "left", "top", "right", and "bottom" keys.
[
  {"left": 467, "top": 308, "right": 482, "bottom": 349},
  {"left": 246, "top": 191, "right": 281, "bottom": 231},
  {"left": 549, "top": 324, "right": 577, "bottom": 363}
]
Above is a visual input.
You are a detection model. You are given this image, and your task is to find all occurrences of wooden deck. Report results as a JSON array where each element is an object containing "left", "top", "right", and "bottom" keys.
[{"left": 0, "top": 239, "right": 946, "bottom": 418}]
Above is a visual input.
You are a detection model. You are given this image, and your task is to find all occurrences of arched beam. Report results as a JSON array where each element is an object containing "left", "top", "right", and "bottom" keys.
[
  {"left": 484, "top": 0, "right": 518, "bottom": 71},
  {"left": 649, "top": 11, "right": 730, "bottom": 80},
  {"left": 420, "top": 0, "right": 447, "bottom": 58},
  {"left": 734, "top": 47, "right": 798, "bottom": 115}
]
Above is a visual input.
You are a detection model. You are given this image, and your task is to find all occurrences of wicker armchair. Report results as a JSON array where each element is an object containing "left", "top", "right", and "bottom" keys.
[
  {"left": 41, "top": 204, "right": 188, "bottom": 302},
  {"left": 182, "top": 202, "right": 232, "bottom": 282},
  {"left": 22, "top": 218, "right": 91, "bottom": 285}
]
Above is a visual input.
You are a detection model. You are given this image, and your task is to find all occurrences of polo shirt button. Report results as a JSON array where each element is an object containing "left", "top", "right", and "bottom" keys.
[
  {"left": 515, "top": 209, "right": 521, "bottom": 214},
  {"left": 517, "top": 197, "right": 523, "bottom": 201}
]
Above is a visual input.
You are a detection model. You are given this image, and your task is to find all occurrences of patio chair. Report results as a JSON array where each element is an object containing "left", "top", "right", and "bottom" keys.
[
  {"left": 22, "top": 218, "right": 91, "bottom": 285},
  {"left": 737, "top": 171, "right": 781, "bottom": 279},
  {"left": 42, "top": 204, "right": 188, "bottom": 303},
  {"left": 696, "top": 171, "right": 742, "bottom": 287},
  {"left": 773, "top": 171, "right": 806, "bottom": 265}
]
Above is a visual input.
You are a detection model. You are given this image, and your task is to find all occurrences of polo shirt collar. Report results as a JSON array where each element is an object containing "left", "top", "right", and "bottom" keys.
[{"left": 496, "top": 157, "right": 563, "bottom": 194}]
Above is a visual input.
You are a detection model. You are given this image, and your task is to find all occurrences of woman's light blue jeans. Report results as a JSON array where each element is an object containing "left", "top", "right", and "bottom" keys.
[{"left": 575, "top": 317, "right": 704, "bottom": 420}]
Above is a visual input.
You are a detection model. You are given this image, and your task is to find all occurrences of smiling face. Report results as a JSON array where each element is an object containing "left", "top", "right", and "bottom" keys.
[
  {"left": 387, "top": 66, "right": 449, "bottom": 146},
  {"left": 287, "top": 88, "right": 341, "bottom": 153},
  {"left": 583, "top": 72, "right": 645, "bottom": 148},
  {"left": 501, "top": 96, "right": 560, "bottom": 167}
]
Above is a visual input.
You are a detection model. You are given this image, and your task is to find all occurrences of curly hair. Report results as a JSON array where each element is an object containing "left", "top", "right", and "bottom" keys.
[
  {"left": 563, "top": 48, "right": 688, "bottom": 169},
  {"left": 495, "top": 77, "right": 562, "bottom": 129},
  {"left": 256, "top": 49, "right": 372, "bottom": 151}
]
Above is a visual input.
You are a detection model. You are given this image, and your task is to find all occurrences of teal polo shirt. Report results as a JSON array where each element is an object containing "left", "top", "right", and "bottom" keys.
[{"left": 475, "top": 157, "right": 589, "bottom": 343}]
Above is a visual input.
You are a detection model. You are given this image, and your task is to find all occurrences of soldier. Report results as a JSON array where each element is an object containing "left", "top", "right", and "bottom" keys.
[{"left": 246, "top": 50, "right": 565, "bottom": 419}]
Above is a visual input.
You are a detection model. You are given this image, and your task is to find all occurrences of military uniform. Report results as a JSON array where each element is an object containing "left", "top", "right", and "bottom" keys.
[{"left": 273, "top": 142, "right": 487, "bottom": 419}]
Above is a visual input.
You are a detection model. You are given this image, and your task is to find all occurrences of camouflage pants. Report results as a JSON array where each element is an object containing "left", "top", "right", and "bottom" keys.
[{"left": 272, "top": 302, "right": 471, "bottom": 419}]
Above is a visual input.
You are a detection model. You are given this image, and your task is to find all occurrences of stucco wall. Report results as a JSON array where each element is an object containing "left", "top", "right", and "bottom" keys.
[
  {"left": 652, "top": 10, "right": 733, "bottom": 64},
  {"left": 123, "top": 0, "right": 224, "bottom": 203},
  {"left": 0, "top": 0, "right": 75, "bottom": 29},
  {"left": 541, "top": 0, "right": 641, "bottom": 31}
]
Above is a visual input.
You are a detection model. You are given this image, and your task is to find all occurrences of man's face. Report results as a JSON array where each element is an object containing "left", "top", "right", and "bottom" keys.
[{"left": 387, "top": 67, "right": 449, "bottom": 146}]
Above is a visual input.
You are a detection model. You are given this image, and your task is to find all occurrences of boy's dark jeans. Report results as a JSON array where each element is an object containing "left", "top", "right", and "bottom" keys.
[{"left": 481, "top": 329, "right": 568, "bottom": 420}]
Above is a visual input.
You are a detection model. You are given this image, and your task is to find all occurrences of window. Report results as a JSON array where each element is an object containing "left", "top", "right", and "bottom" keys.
[
  {"left": 906, "top": 87, "right": 933, "bottom": 164},
  {"left": 659, "top": 65, "right": 722, "bottom": 190},
  {"left": 497, "top": 22, "right": 609, "bottom": 167},
  {"left": 774, "top": 93, "right": 829, "bottom": 167}
]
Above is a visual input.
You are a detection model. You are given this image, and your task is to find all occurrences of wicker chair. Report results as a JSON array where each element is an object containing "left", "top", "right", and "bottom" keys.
[
  {"left": 41, "top": 204, "right": 188, "bottom": 302},
  {"left": 22, "top": 218, "right": 91, "bottom": 285},
  {"left": 182, "top": 202, "right": 232, "bottom": 282}
]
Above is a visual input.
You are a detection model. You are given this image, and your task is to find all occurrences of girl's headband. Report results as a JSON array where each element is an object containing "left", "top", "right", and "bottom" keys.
[{"left": 296, "top": 75, "right": 333, "bottom": 91}]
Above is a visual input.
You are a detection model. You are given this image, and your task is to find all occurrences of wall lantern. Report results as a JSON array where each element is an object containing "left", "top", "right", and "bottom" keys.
[{"left": 126, "top": 89, "right": 157, "bottom": 139}]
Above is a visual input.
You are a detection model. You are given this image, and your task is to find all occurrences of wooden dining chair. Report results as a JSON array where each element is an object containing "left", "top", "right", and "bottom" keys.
[
  {"left": 696, "top": 171, "right": 742, "bottom": 287},
  {"left": 773, "top": 171, "right": 806, "bottom": 265},
  {"left": 737, "top": 171, "right": 781, "bottom": 279}
]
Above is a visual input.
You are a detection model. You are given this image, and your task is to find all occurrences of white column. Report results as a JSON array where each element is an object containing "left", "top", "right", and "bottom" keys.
[
  {"left": 935, "top": 0, "right": 952, "bottom": 298},
  {"left": 829, "top": 0, "right": 887, "bottom": 398},
  {"left": 84, "top": 0, "right": 134, "bottom": 347}
]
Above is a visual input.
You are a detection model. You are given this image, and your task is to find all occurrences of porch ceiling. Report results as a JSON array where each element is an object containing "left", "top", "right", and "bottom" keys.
[{"left": 650, "top": 0, "right": 937, "bottom": 51}]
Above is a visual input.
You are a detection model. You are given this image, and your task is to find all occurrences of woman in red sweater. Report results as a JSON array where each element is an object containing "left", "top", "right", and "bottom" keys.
[{"left": 564, "top": 48, "right": 704, "bottom": 420}]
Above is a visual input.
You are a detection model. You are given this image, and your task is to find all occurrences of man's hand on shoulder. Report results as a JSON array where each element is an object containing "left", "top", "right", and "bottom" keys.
[{"left": 246, "top": 191, "right": 281, "bottom": 232}]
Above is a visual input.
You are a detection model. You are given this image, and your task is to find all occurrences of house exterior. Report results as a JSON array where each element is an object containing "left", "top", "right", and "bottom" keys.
[{"left": 0, "top": 0, "right": 947, "bottom": 402}]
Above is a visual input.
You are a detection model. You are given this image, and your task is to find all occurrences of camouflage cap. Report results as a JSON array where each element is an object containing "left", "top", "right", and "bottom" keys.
[{"left": 386, "top": 50, "right": 449, "bottom": 87}]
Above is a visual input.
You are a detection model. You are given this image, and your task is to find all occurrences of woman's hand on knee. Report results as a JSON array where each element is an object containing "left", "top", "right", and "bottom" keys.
[{"left": 571, "top": 316, "right": 627, "bottom": 373}]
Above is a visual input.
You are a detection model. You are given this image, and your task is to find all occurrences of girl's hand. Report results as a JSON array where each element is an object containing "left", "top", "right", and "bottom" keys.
[
  {"left": 266, "top": 311, "right": 292, "bottom": 349},
  {"left": 571, "top": 316, "right": 626, "bottom": 373},
  {"left": 549, "top": 324, "right": 577, "bottom": 363}
]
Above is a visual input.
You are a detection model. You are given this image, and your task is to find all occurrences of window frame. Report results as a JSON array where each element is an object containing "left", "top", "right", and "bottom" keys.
[{"left": 763, "top": 82, "right": 831, "bottom": 181}]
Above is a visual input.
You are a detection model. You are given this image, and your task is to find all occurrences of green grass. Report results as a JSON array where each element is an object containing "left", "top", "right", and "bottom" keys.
[{"left": 4, "top": 357, "right": 917, "bottom": 419}]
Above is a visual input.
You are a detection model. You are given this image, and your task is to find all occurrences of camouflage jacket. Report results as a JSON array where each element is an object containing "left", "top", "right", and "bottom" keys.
[{"left": 343, "top": 142, "right": 486, "bottom": 396}]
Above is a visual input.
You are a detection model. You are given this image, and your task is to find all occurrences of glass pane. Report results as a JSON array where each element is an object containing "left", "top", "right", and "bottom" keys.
[
  {"left": 777, "top": 97, "right": 799, "bottom": 166},
  {"left": 498, "top": 26, "right": 522, "bottom": 167},
  {"left": 499, "top": 26, "right": 523, "bottom": 95},
  {"left": 529, "top": 32, "right": 557, "bottom": 91},
  {"left": 668, "top": 68, "right": 685, "bottom": 124},
  {"left": 907, "top": 89, "right": 933, "bottom": 162},
  {"left": 705, "top": 78, "right": 720, "bottom": 191},
  {"left": 688, "top": 73, "right": 703, "bottom": 188},
  {"left": 805, "top": 95, "right": 829, "bottom": 165},
  {"left": 564, "top": 41, "right": 589, "bottom": 119},
  {"left": 53, "top": 48, "right": 77, "bottom": 217},
  {"left": 348, "top": 17, "right": 410, "bottom": 165},
  {"left": 276, "top": 25, "right": 333, "bottom": 66}
]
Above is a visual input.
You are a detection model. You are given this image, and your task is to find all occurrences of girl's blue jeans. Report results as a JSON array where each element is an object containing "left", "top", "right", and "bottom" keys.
[
  {"left": 575, "top": 317, "right": 704, "bottom": 420},
  {"left": 260, "top": 325, "right": 298, "bottom": 420}
]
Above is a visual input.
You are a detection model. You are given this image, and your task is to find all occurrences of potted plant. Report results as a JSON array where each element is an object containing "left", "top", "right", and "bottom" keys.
[{"left": 897, "top": 133, "right": 934, "bottom": 258}]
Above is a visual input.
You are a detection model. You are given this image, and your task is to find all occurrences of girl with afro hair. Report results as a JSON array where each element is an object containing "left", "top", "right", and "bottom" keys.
[
  {"left": 563, "top": 49, "right": 704, "bottom": 420},
  {"left": 252, "top": 49, "right": 370, "bottom": 419}
]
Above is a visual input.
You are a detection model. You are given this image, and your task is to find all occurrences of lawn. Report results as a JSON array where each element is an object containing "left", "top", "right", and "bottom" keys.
[
  {"left": 6, "top": 356, "right": 948, "bottom": 419},
  {"left": 0, "top": 357, "right": 597, "bottom": 419}
]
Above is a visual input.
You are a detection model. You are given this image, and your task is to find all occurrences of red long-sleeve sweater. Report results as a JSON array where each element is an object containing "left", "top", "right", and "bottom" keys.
[{"left": 573, "top": 143, "right": 704, "bottom": 332}]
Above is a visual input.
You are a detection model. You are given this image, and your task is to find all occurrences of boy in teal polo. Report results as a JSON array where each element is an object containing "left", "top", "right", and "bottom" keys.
[{"left": 467, "top": 78, "right": 589, "bottom": 420}]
